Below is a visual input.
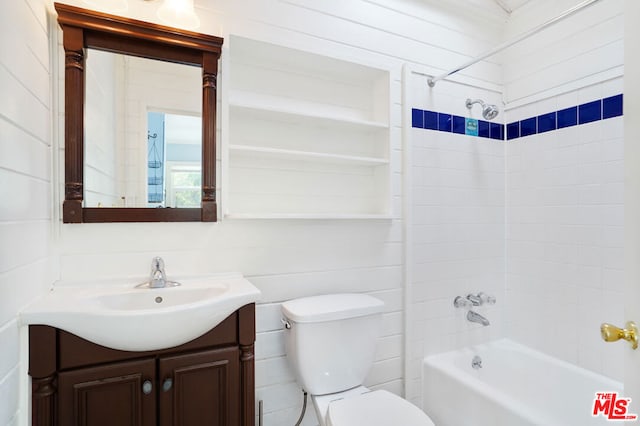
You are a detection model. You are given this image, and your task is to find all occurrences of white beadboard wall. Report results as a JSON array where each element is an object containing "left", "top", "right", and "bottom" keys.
[
  {"left": 502, "top": 0, "right": 623, "bottom": 105},
  {"left": 503, "top": 0, "right": 625, "bottom": 381},
  {"left": 44, "top": 1, "right": 505, "bottom": 426},
  {"left": 0, "top": 0, "right": 53, "bottom": 425},
  {"left": 405, "top": 70, "right": 506, "bottom": 409}
]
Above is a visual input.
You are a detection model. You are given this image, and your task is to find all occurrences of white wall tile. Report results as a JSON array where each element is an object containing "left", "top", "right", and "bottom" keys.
[
  {"left": 407, "top": 68, "right": 505, "bottom": 406},
  {"left": 505, "top": 84, "right": 624, "bottom": 380}
]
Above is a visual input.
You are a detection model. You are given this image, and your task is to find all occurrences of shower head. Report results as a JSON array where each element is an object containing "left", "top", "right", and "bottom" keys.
[{"left": 466, "top": 98, "right": 500, "bottom": 120}]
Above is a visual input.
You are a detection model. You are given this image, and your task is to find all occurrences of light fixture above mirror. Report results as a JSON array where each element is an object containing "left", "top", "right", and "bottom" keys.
[
  {"left": 83, "top": 0, "right": 201, "bottom": 30},
  {"left": 157, "top": 0, "right": 200, "bottom": 29}
]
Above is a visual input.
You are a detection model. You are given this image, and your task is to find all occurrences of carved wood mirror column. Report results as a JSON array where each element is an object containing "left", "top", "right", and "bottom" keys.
[{"left": 55, "top": 3, "right": 223, "bottom": 222}]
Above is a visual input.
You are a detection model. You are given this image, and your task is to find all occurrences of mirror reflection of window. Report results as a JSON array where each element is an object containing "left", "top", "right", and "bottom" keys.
[
  {"left": 167, "top": 165, "right": 201, "bottom": 208},
  {"left": 146, "top": 112, "right": 201, "bottom": 208}
]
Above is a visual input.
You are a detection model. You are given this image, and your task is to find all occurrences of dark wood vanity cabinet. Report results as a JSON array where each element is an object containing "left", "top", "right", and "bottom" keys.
[
  {"left": 57, "top": 358, "right": 157, "bottom": 426},
  {"left": 158, "top": 347, "right": 240, "bottom": 425},
  {"left": 30, "top": 304, "right": 255, "bottom": 426}
]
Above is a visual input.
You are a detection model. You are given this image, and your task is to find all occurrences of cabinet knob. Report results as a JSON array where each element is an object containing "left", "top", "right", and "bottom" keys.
[
  {"left": 142, "top": 380, "right": 153, "bottom": 395},
  {"left": 162, "top": 378, "right": 173, "bottom": 392}
]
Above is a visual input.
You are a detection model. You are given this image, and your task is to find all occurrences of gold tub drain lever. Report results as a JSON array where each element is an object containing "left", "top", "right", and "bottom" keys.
[{"left": 600, "top": 321, "right": 638, "bottom": 350}]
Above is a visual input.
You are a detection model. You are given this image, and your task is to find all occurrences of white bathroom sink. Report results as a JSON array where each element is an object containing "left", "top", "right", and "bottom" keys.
[
  {"left": 20, "top": 273, "right": 261, "bottom": 351},
  {"left": 95, "top": 285, "right": 229, "bottom": 311}
]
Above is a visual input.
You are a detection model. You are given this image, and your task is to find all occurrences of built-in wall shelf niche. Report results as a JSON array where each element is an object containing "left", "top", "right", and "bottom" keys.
[{"left": 224, "top": 36, "right": 391, "bottom": 219}]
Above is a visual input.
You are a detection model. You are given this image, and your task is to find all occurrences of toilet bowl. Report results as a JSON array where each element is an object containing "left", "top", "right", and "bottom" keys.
[
  {"left": 313, "top": 386, "right": 435, "bottom": 426},
  {"left": 281, "top": 294, "right": 435, "bottom": 426}
]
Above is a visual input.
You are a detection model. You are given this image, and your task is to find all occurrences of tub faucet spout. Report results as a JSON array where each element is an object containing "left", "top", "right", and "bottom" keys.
[{"left": 467, "top": 310, "right": 490, "bottom": 326}]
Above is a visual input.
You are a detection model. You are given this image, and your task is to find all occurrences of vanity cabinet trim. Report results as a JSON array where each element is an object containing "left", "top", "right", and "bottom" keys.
[{"left": 238, "top": 303, "right": 256, "bottom": 426}]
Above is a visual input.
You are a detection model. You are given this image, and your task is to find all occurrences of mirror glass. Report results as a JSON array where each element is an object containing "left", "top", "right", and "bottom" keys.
[{"left": 84, "top": 50, "right": 202, "bottom": 208}]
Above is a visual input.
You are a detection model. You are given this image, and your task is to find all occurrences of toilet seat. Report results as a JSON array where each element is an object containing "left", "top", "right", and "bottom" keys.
[{"left": 326, "top": 390, "right": 435, "bottom": 426}]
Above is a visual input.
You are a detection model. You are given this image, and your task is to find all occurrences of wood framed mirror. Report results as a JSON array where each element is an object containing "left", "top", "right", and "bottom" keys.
[{"left": 55, "top": 3, "right": 223, "bottom": 223}]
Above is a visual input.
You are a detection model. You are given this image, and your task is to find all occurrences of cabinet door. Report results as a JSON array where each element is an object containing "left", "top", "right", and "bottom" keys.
[
  {"left": 58, "top": 358, "right": 156, "bottom": 426},
  {"left": 158, "top": 347, "right": 240, "bottom": 426}
]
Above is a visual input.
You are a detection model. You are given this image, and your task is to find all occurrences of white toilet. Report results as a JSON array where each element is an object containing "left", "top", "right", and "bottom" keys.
[{"left": 281, "top": 293, "right": 435, "bottom": 426}]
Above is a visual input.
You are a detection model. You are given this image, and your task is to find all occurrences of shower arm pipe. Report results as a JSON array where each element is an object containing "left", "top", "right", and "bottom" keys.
[{"left": 427, "top": 0, "right": 602, "bottom": 87}]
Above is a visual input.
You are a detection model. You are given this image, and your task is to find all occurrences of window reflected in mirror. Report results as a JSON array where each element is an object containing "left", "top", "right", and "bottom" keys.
[{"left": 147, "top": 112, "right": 201, "bottom": 208}]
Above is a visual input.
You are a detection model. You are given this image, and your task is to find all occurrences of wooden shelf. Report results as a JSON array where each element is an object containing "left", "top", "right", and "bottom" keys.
[
  {"left": 224, "top": 36, "right": 391, "bottom": 219},
  {"left": 228, "top": 145, "right": 388, "bottom": 167},
  {"left": 229, "top": 93, "right": 388, "bottom": 132}
]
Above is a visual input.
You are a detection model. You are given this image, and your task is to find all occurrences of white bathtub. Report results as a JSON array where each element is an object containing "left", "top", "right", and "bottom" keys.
[{"left": 423, "top": 339, "right": 623, "bottom": 426}]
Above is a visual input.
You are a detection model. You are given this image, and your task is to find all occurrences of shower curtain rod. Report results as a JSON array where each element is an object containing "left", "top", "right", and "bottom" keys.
[{"left": 427, "top": 0, "right": 603, "bottom": 87}]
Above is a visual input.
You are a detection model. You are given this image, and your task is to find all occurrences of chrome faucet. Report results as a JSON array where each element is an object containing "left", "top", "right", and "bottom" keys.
[
  {"left": 149, "top": 257, "right": 167, "bottom": 288},
  {"left": 477, "top": 292, "right": 496, "bottom": 305},
  {"left": 467, "top": 310, "right": 490, "bottom": 326},
  {"left": 135, "top": 257, "right": 181, "bottom": 288},
  {"left": 453, "top": 293, "right": 495, "bottom": 326},
  {"left": 466, "top": 293, "right": 482, "bottom": 306}
]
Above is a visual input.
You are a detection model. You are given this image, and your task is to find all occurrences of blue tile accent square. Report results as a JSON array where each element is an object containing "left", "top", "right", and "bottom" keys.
[
  {"left": 537, "top": 112, "right": 556, "bottom": 134},
  {"left": 438, "top": 113, "right": 452, "bottom": 132},
  {"left": 453, "top": 115, "right": 466, "bottom": 134},
  {"left": 465, "top": 118, "right": 479, "bottom": 136},
  {"left": 557, "top": 106, "right": 577, "bottom": 129},
  {"left": 507, "top": 122, "right": 520, "bottom": 140},
  {"left": 579, "top": 100, "right": 602, "bottom": 124},
  {"left": 520, "top": 117, "right": 536, "bottom": 137},
  {"left": 412, "top": 108, "right": 424, "bottom": 128},
  {"left": 478, "top": 120, "right": 490, "bottom": 138},
  {"left": 603, "top": 94, "right": 623, "bottom": 119},
  {"left": 424, "top": 110, "right": 438, "bottom": 130},
  {"left": 490, "top": 123, "right": 503, "bottom": 140}
]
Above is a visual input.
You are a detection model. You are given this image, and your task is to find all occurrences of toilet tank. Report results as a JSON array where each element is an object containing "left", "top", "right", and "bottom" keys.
[{"left": 281, "top": 294, "right": 384, "bottom": 395}]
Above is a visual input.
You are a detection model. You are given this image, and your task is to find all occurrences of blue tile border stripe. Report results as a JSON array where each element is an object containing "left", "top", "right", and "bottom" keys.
[
  {"left": 413, "top": 93, "right": 623, "bottom": 141},
  {"left": 411, "top": 108, "right": 504, "bottom": 141},
  {"left": 505, "top": 93, "right": 623, "bottom": 141}
]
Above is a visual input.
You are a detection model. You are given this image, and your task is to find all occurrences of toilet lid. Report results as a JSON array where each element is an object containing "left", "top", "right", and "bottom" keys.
[{"left": 327, "top": 390, "right": 435, "bottom": 426}]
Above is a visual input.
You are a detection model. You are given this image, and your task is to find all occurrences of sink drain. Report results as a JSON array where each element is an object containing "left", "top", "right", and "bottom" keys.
[
  {"left": 155, "top": 296, "right": 163, "bottom": 304},
  {"left": 472, "top": 355, "right": 482, "bottom": 369}
]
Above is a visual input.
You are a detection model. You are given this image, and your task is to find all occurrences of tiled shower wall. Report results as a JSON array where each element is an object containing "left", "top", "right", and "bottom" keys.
[
  {"left": 407, "top": 71, "right": 505, "bottom": 407},
  {"left": 502, "top": 0, "right": 624, "bottom": 382},
  {"left": 407, "top": 0, "right": 624, "bottom": 410},
  {"left": 505, "top": 80, "right": 625, "bottom": 381}
]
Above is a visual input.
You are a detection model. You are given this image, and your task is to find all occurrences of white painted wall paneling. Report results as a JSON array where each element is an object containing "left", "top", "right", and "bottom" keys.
[
  {"left": 0, "top": 0, "right": 53, "bottom": 424},
  {"left": 503, "top": 0, "right": 623, "bottom": 104}
]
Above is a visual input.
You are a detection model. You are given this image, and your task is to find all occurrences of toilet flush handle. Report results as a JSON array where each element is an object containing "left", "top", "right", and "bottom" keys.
[{"left": 281, "top": 318, "right": 292, "bottom": 329}]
